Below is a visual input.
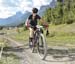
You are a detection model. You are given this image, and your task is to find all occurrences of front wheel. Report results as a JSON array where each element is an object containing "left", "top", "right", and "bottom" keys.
[{"left": 37, "top": 33, "right": 47, "bottom": 60}]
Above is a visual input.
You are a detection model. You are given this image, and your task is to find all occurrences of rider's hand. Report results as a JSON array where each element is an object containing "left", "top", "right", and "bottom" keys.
[{"left": 42, "top": 22, "right": 49, "bottom": 28}]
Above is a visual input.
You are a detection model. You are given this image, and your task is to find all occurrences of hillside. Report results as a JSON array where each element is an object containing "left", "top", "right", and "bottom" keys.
[
  {"left": 43, "top": 0, "right": 75, "bottom": 25},
  {"left": 2, "top": 23, "right": 75, "bottom": 48}
]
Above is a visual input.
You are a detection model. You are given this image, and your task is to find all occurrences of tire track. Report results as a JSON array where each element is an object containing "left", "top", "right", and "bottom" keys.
[{"left": 2, "top": 35, "right": 75, "bottom": 64}]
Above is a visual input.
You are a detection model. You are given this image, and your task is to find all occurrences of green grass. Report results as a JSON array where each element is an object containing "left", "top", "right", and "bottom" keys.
[
  {"left": 47, "top": 36, "right": 75, "bottom": 47},
  {"left": 8, "top": 28, "right": 29, "bottom": 43},
  {"left": 4, "top": 23, "right": 75, "bottom": 47},
  {"left": 0, "top": 53, "right": 20, "bottom": 64},
  {"left": 46, "top": 23, "right": 75, "bottom": 47},
  {"left": 0, "top": 31, "right": 20, "bottom": 64},
  {"left": 1, "top": 23, "right": 75, "bottom": 64},
  {"left": 15, "top": 30, "right": 29, "bottom": 41},
  {"left": 0, "top": 38, "right": 5, "bottom": 47}
]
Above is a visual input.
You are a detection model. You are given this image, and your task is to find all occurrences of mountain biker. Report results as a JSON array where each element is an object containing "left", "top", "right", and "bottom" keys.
[{"left": 25, "top": 8, "right": 49, "bottom": 46}]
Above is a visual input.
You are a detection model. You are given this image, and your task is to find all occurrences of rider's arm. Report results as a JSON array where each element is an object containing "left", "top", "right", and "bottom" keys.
[
  {"left": 25, "top": 15, "right": 32, "bottom": 27},
  {"left": 39, "top": 18, "right": 49, "bottom": 28},
  {"left": 25, "top": 18, "right": 31, "bottom": 28},
  {"left": 40, "top": 18, "right": 49, "bottom": 36}
]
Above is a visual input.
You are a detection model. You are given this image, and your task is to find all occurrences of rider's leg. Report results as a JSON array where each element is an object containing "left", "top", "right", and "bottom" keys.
[
  {"left": 29, "top": 28, "right": 34, "bottom": 45},
  {"left": 46, "top": 27, "right": 49, "bottom": 36}
]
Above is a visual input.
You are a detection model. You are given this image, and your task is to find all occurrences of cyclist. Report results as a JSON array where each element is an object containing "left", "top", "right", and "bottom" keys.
[{"left": 25, "top": 8, "right": 49, "bottom": 46}]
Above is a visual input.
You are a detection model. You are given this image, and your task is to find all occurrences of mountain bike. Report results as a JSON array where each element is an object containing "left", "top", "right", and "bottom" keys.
[{"left": 29, "top": 25, "right": 47, "bottom": 60}]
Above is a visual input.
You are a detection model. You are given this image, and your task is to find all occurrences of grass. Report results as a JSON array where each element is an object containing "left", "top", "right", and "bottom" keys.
[
  {"left": 0, "top": 53, "right": 20, "bottom": 64},
  {"left": 0, "top": 38, "right": 5, "bottom": 47},
  {"left": 0, "top": 31, "right": 20, "bottom": 64},
  {"left": 47, "top": 36, "right": 75, "bottom": 47},
  {"left": 3, "top": 23, "right": 75, "bottom": 47},
  {"left": 46, "top": 23, "right": 75, "bottom": 47},
  {"left": 0, "top": 23, "right": 75, "bottom": 64},
  {"left": 7, "top": 28, "right": 29, "bottom": 43}
]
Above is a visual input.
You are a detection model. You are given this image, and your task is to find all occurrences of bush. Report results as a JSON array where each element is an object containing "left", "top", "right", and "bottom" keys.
[
  {"left": 54, "top": 21, "right": 62, "bottom": 25},
  {"left": 66, "top": 19, "right": 74, "bottom": 24},
  {"left": 0, "top": 27, "right": 3, "bottom": 30}
]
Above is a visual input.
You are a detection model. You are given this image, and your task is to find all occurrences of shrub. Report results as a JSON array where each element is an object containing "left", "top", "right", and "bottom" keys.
[{"left": 66, "top": 19, "right": 74, "bottom": 24}]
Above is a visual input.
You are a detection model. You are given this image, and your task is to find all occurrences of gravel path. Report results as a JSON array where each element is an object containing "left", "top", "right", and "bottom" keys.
[{"left": 0, "top": 35, "right": 75, "bottom": 64}]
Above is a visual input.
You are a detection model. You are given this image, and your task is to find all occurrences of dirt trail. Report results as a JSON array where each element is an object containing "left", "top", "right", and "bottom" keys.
[{"left": 1, "top": 35, "right": 75, "bottom": 64}]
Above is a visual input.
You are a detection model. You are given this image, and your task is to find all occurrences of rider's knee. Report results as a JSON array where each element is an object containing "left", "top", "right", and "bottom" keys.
[{"left": 29, "top": 28, "right": 34, "bottom": 38}]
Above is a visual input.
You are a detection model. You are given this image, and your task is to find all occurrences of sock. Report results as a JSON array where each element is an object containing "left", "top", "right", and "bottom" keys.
[{"left": 29, "top": 37, "right": 33, "bottom": 43}]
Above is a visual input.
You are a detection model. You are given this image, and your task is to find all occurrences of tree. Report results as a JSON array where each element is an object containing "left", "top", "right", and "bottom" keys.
[{"left": 43, "top": 0, "right": 75, "bottom": 25}]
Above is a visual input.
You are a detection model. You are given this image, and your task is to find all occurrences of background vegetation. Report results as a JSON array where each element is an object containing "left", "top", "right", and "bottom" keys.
[
  {"left": 2, "top": 0, "right": 75, "bottom": 47},
  {"left": 0, "top": 1, "right": 75, "bottom": 63},
  {"left": 43, "top": 0, "right": 75, "bottom": 25}
]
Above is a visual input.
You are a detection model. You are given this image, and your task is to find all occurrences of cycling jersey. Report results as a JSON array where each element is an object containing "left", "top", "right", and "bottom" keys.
[{"left": 28, "top": 14, "right": 41, "bottom": 27}]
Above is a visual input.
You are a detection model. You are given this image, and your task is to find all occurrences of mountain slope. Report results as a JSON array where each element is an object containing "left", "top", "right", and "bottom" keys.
[
  {"left": 0, "top": 0, "right": 57, "bottom": 27},
  {"left": 0, "top": 11, "right": 31, "bottom": 27}
]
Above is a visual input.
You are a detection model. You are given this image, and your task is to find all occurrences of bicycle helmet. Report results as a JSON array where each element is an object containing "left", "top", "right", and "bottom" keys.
[{"left": 32, "top": 8, "right": 38, "bottom": 13}]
